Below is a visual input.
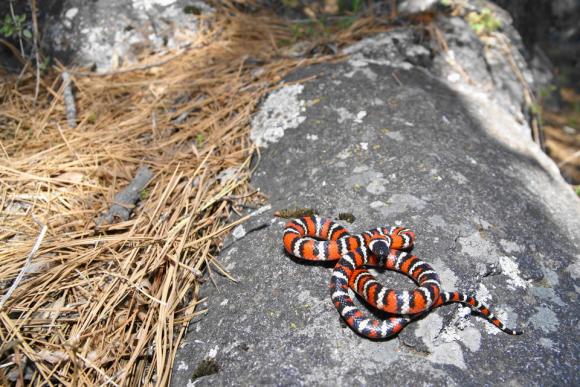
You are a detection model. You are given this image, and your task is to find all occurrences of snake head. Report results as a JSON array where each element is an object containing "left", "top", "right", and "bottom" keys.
[{"left": 369, "top": 236, "right": 391, "bottom": 266}]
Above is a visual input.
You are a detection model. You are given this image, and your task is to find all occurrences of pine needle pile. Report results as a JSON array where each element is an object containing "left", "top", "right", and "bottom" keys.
[{"left": 0, "top": 6, "right": 392, "bottom": 386}]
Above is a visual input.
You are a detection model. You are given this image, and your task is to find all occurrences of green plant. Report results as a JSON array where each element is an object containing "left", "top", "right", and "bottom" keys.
[
  {"left": 282, "top": 0, "right": 300, "bottom": 7},
  {"left": 140, "top": 188, "right": 150, "bottom": 200},
  {"left": 290, "top": 21, "right": 322, "bottom": 41},
  {"left": 39, "top": 56, "right": 51, "bottom": 72},
  {"left": 566, "top": 116, "right": 578, "bottom": 128},
  {"left": 195, "top": 132, "right": 205, "bottom": 147},
  {"left": 291, "top": 23, "right": 305, "bottom": 41},
  {"left": 467, "top": 8, "right": 501, "bottom": 35},
  {"left": 339, "top": 0, "right": 364, "bottom": 13},
  {"left": 183, "top": 5, "right": 202, "bottom": 15},
  {"left": 539, "top": 84, "right": 557, "bottom": 99},
  {"left": 0, "top": 13, "right": 31, "bottom": 39},
  {"left": 350, "top": 0, "right": 364, "bottom": 13},
  {"left": 337, "top": 16, "right": 355, "bottom": 29},
  {"left": 530, "top": 102, "right": 542, "bottom": 115}
]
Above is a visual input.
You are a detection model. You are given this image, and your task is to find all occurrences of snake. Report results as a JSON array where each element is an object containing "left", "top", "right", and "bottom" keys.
[{"left": 282, "top": 215, "right": 523, "bottom": 339}]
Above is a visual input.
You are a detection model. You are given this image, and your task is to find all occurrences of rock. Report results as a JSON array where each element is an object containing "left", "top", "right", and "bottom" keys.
[
  {"left": 398, "top": 0, "right": 439, "bottom": 15},
  {"left": 172, "top": 17, "right": 580, "bottom": 387},
  {"left": 491, "top": 0, "right": 580, "bottom": 103},
  {"left": 41, "top": 0, "right": 213, "bottom": 72}
]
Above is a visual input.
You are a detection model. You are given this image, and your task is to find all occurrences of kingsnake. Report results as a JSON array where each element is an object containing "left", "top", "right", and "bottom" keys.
[{"left": 283, "top": 215, "right": 523, "bottom": 339}]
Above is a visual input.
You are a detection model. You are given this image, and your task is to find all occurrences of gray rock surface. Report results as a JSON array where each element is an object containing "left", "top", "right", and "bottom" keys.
[
  {"left": 172, "top": 27, "right": 580, "bottom": 387},
  {"left": 42, "top": 0, "right": 212, "bottom": 71}
]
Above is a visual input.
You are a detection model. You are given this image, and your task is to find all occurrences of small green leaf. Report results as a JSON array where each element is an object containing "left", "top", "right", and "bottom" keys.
[
  {"left": 140, "top": 189, "right": 150, "bottom": 200},
  {"left": 22, "top": 29, "right": 32, "bottom": 39},
  {"left": 195, "top": 132, "right": 205, "bottom": 147}
]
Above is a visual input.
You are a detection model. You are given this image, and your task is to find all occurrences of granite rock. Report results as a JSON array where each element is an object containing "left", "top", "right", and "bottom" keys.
[{"left": 172, "top": 25, "right": 579, "bottom": 387}]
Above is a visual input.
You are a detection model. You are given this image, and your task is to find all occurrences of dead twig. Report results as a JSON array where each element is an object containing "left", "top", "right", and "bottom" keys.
[
  {"left": 61, "top": 72, "right": 77, "bottom": 128},
  {"left": 96, "top": 166, "right": 154, "bottom": 227},
  {"left": 0, "top": 218, "right": 47, "bottom": 310},
  {"left": 30, "top": 0, "right": 41, "bottom": 103}
]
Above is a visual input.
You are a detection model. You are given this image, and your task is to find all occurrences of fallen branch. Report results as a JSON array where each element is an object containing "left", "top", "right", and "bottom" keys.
[
  {"left": 61, "top": 72, "right": 77, "bottom": 128},
  {"left": 96, "top": 166, "right": 154, "bottom": 227}
]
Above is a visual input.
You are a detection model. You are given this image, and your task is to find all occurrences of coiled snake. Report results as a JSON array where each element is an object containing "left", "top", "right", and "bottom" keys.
[{"left": 283, "top": 215, "right": 523, "bottom": 339}]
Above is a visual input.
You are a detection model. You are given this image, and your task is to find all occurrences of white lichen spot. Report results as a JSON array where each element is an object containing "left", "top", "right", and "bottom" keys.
[
  {"left": 539, "top": 337, "right": 557, "bottom": 351},
  {"left": 370, "top": 201, "right": 386, "bottom": 209},
  {"left": 354, "top": 111, "right": 367, "bottom": 123},
  {"left": 499, "top": 239, "right": 523, "bottom": 253},
  {"left": 566, "top": 257, "right": 580, "bottom": 280},
  {"left": 447, "top": 72, "right": 461, "bottom": 83},
  {"left": 336, "top": 107, "right": 355, "bottom": 124},
  {"left": 208, "top": 345, "right": 219, "bottom": 358},
  {"left": 337, "top": 148, "right": 351, "bottom": 160},
  {"left": 529, "top": 306, "right": 559, "bottom": 333},
  {"left": 399, "top": 0, "right": 438, "bottom": 13},
  {"left": 440, "top": 320, "right": 481, "bottom": 354},
  {"left": 297, "top": 289, "right": 313, "bottom": 303},
  {"left": 360, "top": 142, "right": 368, "bottom": 150},
  {"left": 345, "top": 67, "right": 377, "bottom": 81},
  {"left": 65, "top": 8, "right": 79, "bottom": 19},
  {"left": 220, "top": 299, "right": 229, "bottom": 306},
  {"left": 387, "top": 194, "right": 426, "bottom": 211},
  {"left": 133, "top": 0, "right": 177, "bottom": 11},
  {"left": 499, "top": 256, "right": 529, "bottom": 290},
  {"left": 347, "top": 167, "right": 388, "bottom": 195},
  {"left": 232, "top": 225, "right": 246, "bottom": 240},
  {"left": 177, "top": 361, "right": 188, "bottom": 371},
  {"left": 427, "top": 214, "right": 446, "bottom": 228},
  {"left": 250, "top": 84, "right": 306, "bottom": 147},
  {"left": 306, "top": 134, "right": 318, "bottom": 141},
  {"left": 458, "top": 232, "right": 498, "bottom": 264},
  {"left": 450, "top": 171, "right": 468, "bottom": 184},
  {"left": 543, "top": 268, "right": 559, "bottom": 286},
  {"left": 435, "top": 262, "right": 459, "bottom": 291},
  {"left": 458, "top": 327, "right": 481, "bottom": 352},
  {"left": 415, "top": 314, "right": 466, "bottom": 369},
  {"left": 366, "top": 180, "right": 386, "bottom": 195},
  {"left": 476, "top": 283, "right": 492, "bottom": 304},
  {"left": 385, "top": 131, "right": 404, "bottom": 142}
]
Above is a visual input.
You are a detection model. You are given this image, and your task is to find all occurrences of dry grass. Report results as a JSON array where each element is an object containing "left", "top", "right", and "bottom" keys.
[{"left": 0, "top": 6, "right": 393, "bottom": 386}]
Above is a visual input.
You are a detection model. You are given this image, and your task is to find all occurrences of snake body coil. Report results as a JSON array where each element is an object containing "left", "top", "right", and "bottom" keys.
[{"left": 283, "top": 215, "right": 522, "bottom": 339}]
